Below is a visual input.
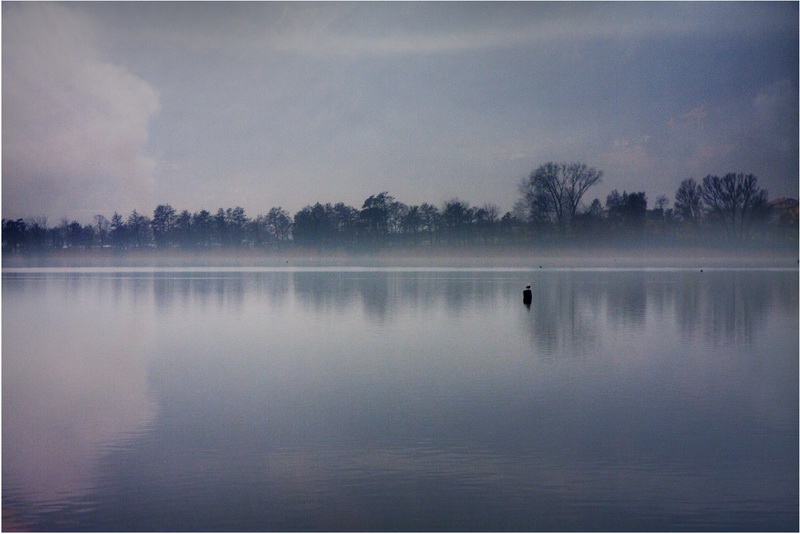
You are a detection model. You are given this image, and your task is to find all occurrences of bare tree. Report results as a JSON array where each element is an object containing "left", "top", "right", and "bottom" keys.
[
  {"left": 674, "top": 178, "right": 704, "bottom": 224},
  {"left": 25, "top": 216, "right": 49, "bottom": 249},
  {"left": 480, "top": 203, "right": 500, "bottom": 223},
  {"left": 701, "top": 173, "right": 768, "bottom": 238},
  {"left": 519, "top": 162, "right": 602, "bottom": 229},
  {"left": 419, "top": 203, "right": 440, "bottom": 244},
  {"left": 94, "top": 214, "right": 110, "bottom": 247}
]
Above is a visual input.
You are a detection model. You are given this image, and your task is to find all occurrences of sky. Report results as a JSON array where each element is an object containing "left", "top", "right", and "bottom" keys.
[{"left": 3, "top": 1, "right": 798, "bottom": 224}]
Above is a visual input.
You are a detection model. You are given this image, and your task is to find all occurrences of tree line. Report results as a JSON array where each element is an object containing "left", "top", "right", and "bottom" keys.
[{"left": 3, "top": 163, "right": 797, "bottom": 253}]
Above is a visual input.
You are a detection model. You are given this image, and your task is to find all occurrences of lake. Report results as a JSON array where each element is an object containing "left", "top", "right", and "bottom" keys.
[{"left": 3, "top": 267, "right": 798, "bottom": 531}]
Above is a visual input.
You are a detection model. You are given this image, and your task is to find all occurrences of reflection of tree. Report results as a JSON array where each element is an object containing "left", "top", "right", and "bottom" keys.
[
  {"left": 675, "top": 271, "right": 793, "bottom": 345},
  {"left": 293, "top": 272, "right": 367, "bottom": 317},
  {"left": 292, "top": 271, "right": 507, "bottom": 323},
  {"left": 524, "top": 272, "right": 599, "bottom": 356},
  {"left": 523, "top": 270, "right": 793, "bottom": 357},
  {"left": 355, "top": 274, "right": 391, "bottom": 320},
  {"left": 443, "top": 275, "right": 475, "bottom": 312},
  {"left": 195, "top": 276, "right": 244, "bottom": 310},
  {"left": 603, "top": 272, "right": 647, "bottom": 330},
  {"left": 151, "top": 274, "right": 289, "bottom": 313}
]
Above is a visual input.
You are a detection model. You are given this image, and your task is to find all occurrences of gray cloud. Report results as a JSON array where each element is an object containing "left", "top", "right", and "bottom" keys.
[
  {"left": 3, "top": 2, "right": 797, "bottom": 223},
  {"left": 90, "top": 2, "right": 795, "bottom": 58},
  {"left": 3, "top": 2, "right": 159, "bottom": 221}
]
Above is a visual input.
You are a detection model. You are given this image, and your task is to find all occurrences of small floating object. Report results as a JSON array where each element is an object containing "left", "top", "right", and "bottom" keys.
[{"left": 523, "top": 284, "right": 532, "bottom": 305}]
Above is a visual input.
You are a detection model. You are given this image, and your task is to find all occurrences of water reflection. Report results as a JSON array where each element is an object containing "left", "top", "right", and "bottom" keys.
[
  {"left": 521, "top": 270, "right": 797, "bottom": 358},
  {"left": 2, "top": 275, "right": 157, "bottom": 525},
  {"left": 604, "top": 273, "right": 648, "bottom": 329},
  {"left": 151, "top": 273, "right": 291, "bottom": 313},
  {"left": 674, "top": 270, "right": 792, "bottom": 345},
  {"left": 293, "top": 272, "right": 371, "bottom": 317},
  {"left": 2, "top": 269, "right": 796, "bottom": 532},
  {"left": 291, "top": 271, "right": 511, "bottom": 323},
  {"left": 524, "top": 272, "right": 599, "bottom": 356}
]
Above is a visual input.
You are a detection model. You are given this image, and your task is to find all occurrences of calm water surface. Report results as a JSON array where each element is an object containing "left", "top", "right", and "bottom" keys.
[{"left": 3, "top": 268, "right": 798, "bottom": 531}]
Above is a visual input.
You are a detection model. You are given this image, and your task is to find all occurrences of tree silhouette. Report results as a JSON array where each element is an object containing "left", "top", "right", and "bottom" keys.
[
  {"left": 2, "top": 169, "right": 796, "bottom": 256},
  {"left": 606, "top": 190, "right": 647, "bottom": 231},
  {"left": 359, "top": 192, "right": 395, "bottom": 242},
  {"left": 127, "top": 210, "right": 151, "bottom": 248},
  {"left": 174, "top": 210, "right": 193, "bottom": 248},
  {"left": 441, "top": 199, "right": 471, "bottom": 244},
  {"left": 110, "top": 212, "right": 127, "bottom": 249},
  {"left": 265, "top": 207, "right": 292, "bottom": 244},
  {"left": 152, "top": 204, "right": 176, "bottom": 248},
  {"left": 674, "top": 178, "right": 704, "bottom": 224},
  {"left": 519, "top": 162, "right": 602, "bottom": 229},
  {"left": 94, "top": 215, "right": 110, "bottom": 247},
  {"left": 227, "top": 207, "right": 249, "bottom": 247},
  {"left": 2, "top": 218, "right": 27, "bottom": 252},
  {"left": 419, "top": 203, "right": 441, "bottom": 245},
  {"left": 192, "top": 210, "right": 213, "bottom": 248},
  {"left": 702, "top": 173, "right": 768, "bottom": 239},
  {"left": 293, "top": 203, "right": 338, "bottom": 246}
]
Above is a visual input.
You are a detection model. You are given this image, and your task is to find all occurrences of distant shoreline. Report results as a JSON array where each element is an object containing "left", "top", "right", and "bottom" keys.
[{"left": 3, "top": 242, "right": 797, "bottom": 269}]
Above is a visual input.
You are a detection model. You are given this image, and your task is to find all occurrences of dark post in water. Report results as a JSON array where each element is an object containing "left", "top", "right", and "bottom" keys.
[{"left": 523, "top": 284, "right": 532, "bottom": 306}]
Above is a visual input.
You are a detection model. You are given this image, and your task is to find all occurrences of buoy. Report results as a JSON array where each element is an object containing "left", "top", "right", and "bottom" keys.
[{"left": 523, "top": 284, "right": 532, "bottom": 305}]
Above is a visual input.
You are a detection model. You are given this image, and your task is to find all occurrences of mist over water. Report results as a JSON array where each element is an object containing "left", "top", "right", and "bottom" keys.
[
  {"left": 3, "top": 240, "right": 797, "bottom": 270},
  {"left": 3, "top": 266, "right": 797, "bottom": 531}
]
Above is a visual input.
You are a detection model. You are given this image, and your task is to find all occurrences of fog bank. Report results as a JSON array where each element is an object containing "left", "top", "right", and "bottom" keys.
[{"left": 3, "top": 243, "right": 796, "bottom": 270}]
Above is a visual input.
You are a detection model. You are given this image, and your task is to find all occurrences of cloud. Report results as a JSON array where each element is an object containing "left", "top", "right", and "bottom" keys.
[
  {"left": 2, "top": 3, "right": 159, "bottom": 221},
  {"left": 666, "top": 106, "right": 709, "bottom": 130},
  {"left": 90, "top": 2, "right": 797, "bottom": 60},
  {"left": 6, "top": 2, "right": 794, "bottom": 222},
  {"left": 752, "top": 79, "right": 798, "bottom": 137}
]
